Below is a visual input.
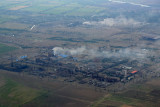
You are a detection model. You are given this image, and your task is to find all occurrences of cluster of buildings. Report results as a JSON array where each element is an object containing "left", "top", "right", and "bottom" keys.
[{"left": 0, "top": 47, "right": 154, "bottom": 89}]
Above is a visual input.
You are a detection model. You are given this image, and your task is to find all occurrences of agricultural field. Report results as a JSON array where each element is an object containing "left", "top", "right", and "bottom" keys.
[
  {"left": 0, "top": 71, "right": 43, "bottom": 107},
  {"left": 0, "top": 0, "right": 106, "bottom": 16},
  {"left": 92, "top": 79, "right": 160, "bottom": 107},
  {"left": 65, "top": 6, "right": 105, "bottom": 16},
  {"left": 0, "top": 22, "right": 30, "bottom": 30},
  {"left": 0, "top": 79, "right": 42, "bottom": 106},
  {"left": 0, "top": 15, "right": 19, "bottom": 24},
  {"left": 0, "top": 43, "right": 17, "bottom": 55},
  {"left": 0, "top": 70, "right": 104, "bottom": 107}
]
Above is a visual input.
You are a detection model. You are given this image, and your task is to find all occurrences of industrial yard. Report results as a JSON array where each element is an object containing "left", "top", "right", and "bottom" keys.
[{"left": 0, "top": 44, "right": 160, "bottom": 91}]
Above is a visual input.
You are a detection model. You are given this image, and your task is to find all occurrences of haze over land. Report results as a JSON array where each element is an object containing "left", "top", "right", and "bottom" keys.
[{"left": 0, "top": 0, "right": 160, "bottom": 107}]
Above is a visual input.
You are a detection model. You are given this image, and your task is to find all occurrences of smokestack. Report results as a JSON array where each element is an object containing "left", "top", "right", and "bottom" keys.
[{"left": 124, "top": 70, "right": 127, "bottom": 78}]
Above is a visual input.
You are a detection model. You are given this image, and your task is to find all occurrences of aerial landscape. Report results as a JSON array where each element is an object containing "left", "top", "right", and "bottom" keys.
[{"left": 0, "top": 0, "right": 160, "bottom": 106}]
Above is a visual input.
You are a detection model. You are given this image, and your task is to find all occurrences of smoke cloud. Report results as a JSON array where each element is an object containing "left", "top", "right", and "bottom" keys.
[
  {"left": 53, "top": 46, "right": 86, "bottom": 56},
  {"left": 52, "top": 46, "right": 150, "bottom": 60},
  {"left": 83, "top": 17, "right": 145, "bottom": 27}
]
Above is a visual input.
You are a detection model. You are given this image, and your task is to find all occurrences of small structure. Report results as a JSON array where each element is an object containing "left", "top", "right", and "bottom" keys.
[
  {"left": 131, "top": 70, "right": 138, "bottom": 74},
  {"left": 59, "top": 54, "right": 68, "bottom": 58},
  {"left": 20, "top": 55, "right": 27, "bottom": 59}
]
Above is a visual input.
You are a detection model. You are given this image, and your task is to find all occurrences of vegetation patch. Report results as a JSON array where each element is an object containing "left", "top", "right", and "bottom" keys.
[
  {"left": 91, "top": 94, "right": 110, "bottom": 107},
  {"left": 21, "top": 5, "right": 53, "bottom": 13},
  {"left": 0, "top": 15, "right": 19, "bottom": 24},
  {"left": 0, "top": 79, "right": 42, "bottom": 106},
  {"left": 105, "top": 94, "right": 139, "bottom": 106},
  {"left": 0, "top": 43, "right": 17, "bottom": 55},
  {"left": 0, "top": 22, "right": 30, "bottom": 30},
  {"left": 48, "top": 37, "right": 97, "bottom": 43},
  {"left": 44, "top": 3, "right": 81, "bottom": 15},
  {"left": 119, "top": 90, "right": 148, "bottom": 101},
  {"left": 66, "top": 6, "right": 105, "bottom": 16}
]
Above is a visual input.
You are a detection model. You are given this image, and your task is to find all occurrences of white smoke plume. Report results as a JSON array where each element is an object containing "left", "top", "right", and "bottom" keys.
[
  {"left": 52, "top": 46, "right": 150, "bottom": 59},
  {"left": 53, "top": 46, "right": 86, "bottom": 56},
  {"left": 83, "top": 17, "right": 145, "bottom": 27}
]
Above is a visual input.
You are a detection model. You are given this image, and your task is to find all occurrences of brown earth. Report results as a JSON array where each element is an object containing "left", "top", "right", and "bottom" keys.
[{"left": 9, "top": 6, "right": 29, "bottom": 10}]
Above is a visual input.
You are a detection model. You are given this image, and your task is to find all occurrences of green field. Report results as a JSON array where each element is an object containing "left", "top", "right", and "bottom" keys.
[
  {"left": 0, "top": 43, "right": 17, "bottom": 55},
  {"left": 91, "top": 81, "right": 160, "bottom": 107},
  {"left": 44, "top": 4, "right": 79, "bottom": 15},
  {"left": 21, "top": 5, "right": 53, "bottom": 13},
  {"left": 0, "top": 15, "right": 19, "bottom": 24},
  {"left": 0, "top": 0, "right": 106, "bottom": 17},
  {"left": 48, "top": 37, "right": 97, "bottom": 43},
  {"left": 0, "top": 78, "right": 43, "bottom": 107},
  {"left": 0, "top": 71, "right": 104, "bottom": 107},
  {"left": 66, "top": 6, "right": 105, "bottom": 16}
]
